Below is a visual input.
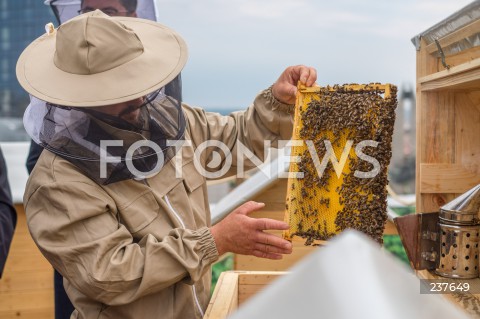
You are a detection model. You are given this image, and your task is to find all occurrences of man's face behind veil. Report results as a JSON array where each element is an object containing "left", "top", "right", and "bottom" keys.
[
  {"left": 92, "top": 97, "right": 145, "bottom": 127},
  {"left": 81, "top": 0, "right": 137, "bottom": 17}
]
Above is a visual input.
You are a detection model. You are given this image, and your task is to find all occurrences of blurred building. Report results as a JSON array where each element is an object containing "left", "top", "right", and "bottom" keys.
[
  {"left": 0, "top": 0, "right": 55, "bottom": 118},
  {"left": 389, "top": 83, "right": 416, "bottom": 194}
]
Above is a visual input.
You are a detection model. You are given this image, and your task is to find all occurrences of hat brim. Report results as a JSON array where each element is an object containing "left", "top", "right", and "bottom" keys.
[{"left": 16, "top": 17, "right": 188, "bottom": 107}]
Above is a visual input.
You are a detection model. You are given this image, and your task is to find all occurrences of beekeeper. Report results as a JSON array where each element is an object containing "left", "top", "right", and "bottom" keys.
[{"left": 17, "top": 11, "right": 316, "bottom": 319}]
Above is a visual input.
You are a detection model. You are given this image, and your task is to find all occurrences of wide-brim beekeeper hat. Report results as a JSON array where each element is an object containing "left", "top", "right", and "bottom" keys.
[{"left": 16, "top": 10, "right": 188, "bottom": 107}]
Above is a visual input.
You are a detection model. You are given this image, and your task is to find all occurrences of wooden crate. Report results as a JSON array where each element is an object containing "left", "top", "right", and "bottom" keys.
[
  {"left": 204, "top": 271, "right": 284, "bottom": 319},
  {"left": 416, "top": 17, "right": 480, "bottom": 213}
]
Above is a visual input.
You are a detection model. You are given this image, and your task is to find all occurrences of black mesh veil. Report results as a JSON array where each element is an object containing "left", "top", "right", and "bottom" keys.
[{"left": 24, "top": 89, "right": 185, "bottom": 184}]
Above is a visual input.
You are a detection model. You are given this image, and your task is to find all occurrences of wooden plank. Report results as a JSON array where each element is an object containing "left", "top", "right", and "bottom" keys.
[
  {"left": 445, "top": 46, "right": 480, "bottom": 70},
  {"left": 238, "top": 272, "right": 285, "bottom": 286},
  {"left": 421, "top": 71, "right": 480, "bottom": 91},
  {"left": 204, "top": 272, "right": 239, "bottom": 319},
  {"left": 455, "top": 92, "right": 480, "bottom": 174},
  {"left": 0, "top": 270, "right": 53, "bottom": 292},
  {"left": 422, "top": 194, "right": 457, "bottom": 213},
  {"left": 383, "top": 220, "right": 398, "bottom": 235},
  {"left": 251, "top": 181, "right": 288, "bottom": 205},
  {"left": 248, "top": 210, "right": 284, "bottom": 221},
  {"left": 5, "top": 235, "right": 41, "bottom": 252},
  {"left": 205, "top": 271, "right": 284, "bottom": 319},
  {"left": 419, "top": 57, "right": 480, "bottom": 83},
  {"left": 416, "top": 38, "right": 439, "bottom": 212},
  {"left": 234, "top": 242, "right": 317, "bottom": 271},
  {"left": 0, "top": 206, "right": 55, "bottom": 318},
  {"left": 2, "top": 224, "right": 52, "bottom": 272},
  {"left": 252, "top": 203, "right": 286, "bottom": 214},
  {"left": 0, "top": 308, "right": 54, "bottom": 319},
  {"left": 467, "top": 91, "right": 480, "bottom": 111},
  {"left": 234, "top": 250, "right": 311, "bottom": 272},
  {"left": 426, "top": 20, "right": 480, "bottom": 55},
  {"left": 238, "top": 271, "right": 283, "bottom": 304},
  {"left": 416, "top": 37, "right": 441, "bottom": 78},
  {"left": 418, "top": 91, "right": 457, "bottom": 212},
  {"left": 3, "top": 254, "right": 52, "bottom": 273},
  {"left": 416, "top": 89, "right": 426, "bottom": 212},
  {"left": 419, "top": 58, "right": 480, "bottom": 91},
  {"left": 0, "top": 290, "right": 53, "bottom": 312},
  {"left": 238, "top": 285, "right": 269, "bottom": 305},
  {"left": 420, "top": 164, "right": 480, "bottom": 194}
]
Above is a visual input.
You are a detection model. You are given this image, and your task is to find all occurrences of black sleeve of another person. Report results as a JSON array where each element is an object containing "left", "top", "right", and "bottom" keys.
[
  {"left": 0, "top": 147, "right": 17, "bottom": 278},
  {"left": 26, "top": 140, "right": 43, "bottom": 174}
]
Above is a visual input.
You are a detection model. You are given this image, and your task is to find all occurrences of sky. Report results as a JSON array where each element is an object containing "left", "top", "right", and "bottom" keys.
[{"left": 154, "top": 0, "right": 474, "bottom": 110}]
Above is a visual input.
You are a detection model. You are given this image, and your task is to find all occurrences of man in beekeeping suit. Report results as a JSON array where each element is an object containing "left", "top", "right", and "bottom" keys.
[{"left": 18, "top": 10, "right": 316, "bottom": 319}]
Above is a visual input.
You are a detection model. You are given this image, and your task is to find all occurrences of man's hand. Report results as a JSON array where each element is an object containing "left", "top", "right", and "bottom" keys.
[
  {"left": 272, "top": 65, "right": 317, "bottom": 105},
  {"left": 210, "top": 201, "right": 293, "bottom": 260}
]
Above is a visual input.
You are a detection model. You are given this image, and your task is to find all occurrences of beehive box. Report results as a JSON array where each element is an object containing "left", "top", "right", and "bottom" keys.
[
  {"left": 414, "top": 2, "right": 480, "bottom": 213},
  {"left": 204, "top": 271, "right": 284, "bottom": 319}
]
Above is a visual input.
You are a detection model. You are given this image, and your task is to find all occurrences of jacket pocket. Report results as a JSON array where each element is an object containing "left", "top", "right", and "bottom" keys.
[
  {"left": 118, "top": 190, "right": 160, "bottom": 234},
  {"left": 182, "top": 160, "right": 205, "bottom": 193},
  {"left": 177, "top": 160, "right": 209, "bottom": 228}
]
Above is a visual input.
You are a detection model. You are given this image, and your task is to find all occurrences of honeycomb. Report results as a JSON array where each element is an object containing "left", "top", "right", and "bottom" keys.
[{"left": 283, "top": 84, "right": 397, "bottom": 245}]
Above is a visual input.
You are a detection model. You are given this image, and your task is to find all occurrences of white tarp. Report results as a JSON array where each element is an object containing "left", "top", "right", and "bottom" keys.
[{"left": 229, "top": 230, "right": 470, "bottom": 319}]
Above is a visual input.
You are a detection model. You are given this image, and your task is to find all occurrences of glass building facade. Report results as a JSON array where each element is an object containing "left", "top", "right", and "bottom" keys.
[{"left": 0, "top": 0, "right": 55, "bottom": 118}]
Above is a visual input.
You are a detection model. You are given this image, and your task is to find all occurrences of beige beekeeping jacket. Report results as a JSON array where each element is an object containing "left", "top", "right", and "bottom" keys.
[{"left": 23, "top": 88, "right": 294, "bottom": 319}]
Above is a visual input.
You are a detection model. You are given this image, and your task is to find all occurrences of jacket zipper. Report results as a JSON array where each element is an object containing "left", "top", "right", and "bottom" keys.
[
  {"left": 164, "top": 195, "right": 205, "bottom": 318},
  {"left": 165, "top": 195, "right": 186, "bottom": 229}
]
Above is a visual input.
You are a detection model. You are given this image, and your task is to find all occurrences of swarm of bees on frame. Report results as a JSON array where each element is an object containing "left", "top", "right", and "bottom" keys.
[{"left": 283, "top": 83, "right": 397, "bottom": 245}]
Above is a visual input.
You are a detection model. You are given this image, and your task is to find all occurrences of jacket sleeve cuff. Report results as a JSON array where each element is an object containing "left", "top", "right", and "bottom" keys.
[
  {"left": 195, "top": 227, "right": 219, "bottom": 264},
  {"left": 261, "top": 86, "right": 295, "bottom": 114},
  {"left": 251, "top": 86, "right": 295, "bottom": 141}
]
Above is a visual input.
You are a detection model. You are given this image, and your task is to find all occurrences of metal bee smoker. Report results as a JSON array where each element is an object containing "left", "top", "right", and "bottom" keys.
[
  {"left": 395, "top": 184, "right": 480, "bottom": 279},
  {"left": 436, "top": 185, "right": 480, "bottom": 278}
]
